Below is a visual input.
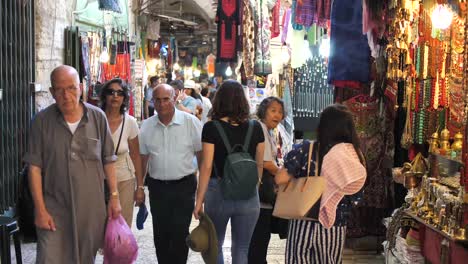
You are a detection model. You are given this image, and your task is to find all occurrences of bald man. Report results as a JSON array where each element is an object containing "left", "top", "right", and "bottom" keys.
[
  {"left": 139, "top": 84, "right": 202, "bottom": 263},
  {"left": 24, "top": 65, "right": 121, "bottom": 263}
]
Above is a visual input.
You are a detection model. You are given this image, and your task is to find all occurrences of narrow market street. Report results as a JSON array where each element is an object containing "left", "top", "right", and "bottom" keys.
[{"left": 12, "top": 194, "right": 384, "bottom": 264}]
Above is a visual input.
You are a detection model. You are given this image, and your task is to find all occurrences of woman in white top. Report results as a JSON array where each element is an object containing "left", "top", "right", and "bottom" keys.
[
  {"left": 249, "top": 96, "right": 288, "bottom": 263},
  {"left": 100, "top": 78, "right": 144, "bottom": 227}
]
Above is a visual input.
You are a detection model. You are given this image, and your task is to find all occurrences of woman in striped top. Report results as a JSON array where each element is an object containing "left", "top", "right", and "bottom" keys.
[{"left": 275, "top": 104, "right": 366, "bottom": 264}]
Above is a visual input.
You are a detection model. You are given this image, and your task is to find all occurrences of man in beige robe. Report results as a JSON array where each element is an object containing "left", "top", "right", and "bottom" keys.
[{"left": 24, "top": 65, "right": 121, "bottom": 263}]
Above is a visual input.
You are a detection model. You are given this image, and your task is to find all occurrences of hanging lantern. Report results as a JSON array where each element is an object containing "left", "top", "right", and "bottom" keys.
[{"left": 431, "top": 4, "right": 453, "bottom": 30}]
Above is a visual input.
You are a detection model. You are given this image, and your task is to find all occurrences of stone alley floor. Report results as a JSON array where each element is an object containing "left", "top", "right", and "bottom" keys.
[{"left": 10, "top": 197, "right": 385, "bottom": 263}]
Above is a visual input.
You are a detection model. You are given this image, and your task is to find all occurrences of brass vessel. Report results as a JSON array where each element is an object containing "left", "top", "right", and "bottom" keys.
[
  {"left": 451, "top": 132, "right": 463, "bottom": 152},
  {"left": 429, "top": 132, "right": 439, "bottom": 153},
  {"left": 439, "top": 128, "right": 451, "bottom": 151}
]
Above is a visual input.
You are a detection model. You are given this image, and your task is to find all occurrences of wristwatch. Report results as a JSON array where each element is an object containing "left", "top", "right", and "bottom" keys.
[
  {"left": 110, "top": 191, "right": 119, "bottom": 199},
  {"left": 137, "top": 185, "right": 145, "bottom": 191}
]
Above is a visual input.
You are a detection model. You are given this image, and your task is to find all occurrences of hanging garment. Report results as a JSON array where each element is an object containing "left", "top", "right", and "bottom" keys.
[
  {"left": 80, "top": 36, "right": 91, "bottom": 84},
  {"left": 342, "top": 94, "right": 394, "bottom": 237},
  {"left": 290, "top": 0, "right": 303, "bottom": 30},
  {"left": 241, "top": 0, "right": 255, "bottom": 79},
  {"left": 146, "top": 19, "right": 160, "bottom": 40},
  {"left": 253, "top": 0, "right": 277, "bottom": 75},
  {"left": 295, "top": 0, "right": 317, "bottom": 28},
  {"left": 270, "top": 0, "right": 281, "bottom": 38},
  {"left": 328, "top": 0, "right": 370, "bottom": 85},
  {"left": 316, "top": 0, "right": 331, "bottom": 27},
  {"left": 216, "top": 0, "right": 239, "bottom": 62},
  {"left": 98, "top": 0, "right": 121, "bottom": 13},
  {"left": 281, "top": 8, "right": 291, "bottom": 44}
]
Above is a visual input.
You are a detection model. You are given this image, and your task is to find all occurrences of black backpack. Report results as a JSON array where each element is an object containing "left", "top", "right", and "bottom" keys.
[{"left": 214, "top": 120, "right": 259, "bottom": 200}]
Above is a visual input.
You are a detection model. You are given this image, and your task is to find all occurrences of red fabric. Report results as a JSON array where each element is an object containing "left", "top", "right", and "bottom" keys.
[
  {"left": 422, "top": 227, "right": 442, "bottom": 264},
  {"left": 421, "top": 226, "right": 468, "bottom": 264},
  {"left": 221, "top": 0, "right": 236, "bottom": 17},
  {"left": 332, "top": 80, "right": 362, "bottom": 89},
  {"left": 128, "top": 92, "right": 134, "bottom": 117},
  {"left": 219, "top": 22, "right": 236, "bottom": 60},
  {"left": 115, "top": 53, "right": 130, "bottom": 81},
  {"left": 270, "top": 0, "right": 281, "bottom": 38},
  {"left": 100, "top": 54, "right": 130, "bottom": 82},
  {"left": 450, "top": 242, "right": 468, "bottom": 264}
]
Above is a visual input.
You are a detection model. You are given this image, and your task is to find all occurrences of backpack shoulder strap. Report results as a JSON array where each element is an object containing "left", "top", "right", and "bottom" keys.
[
  {"left": 242, "top": 120, "right": 254, "bottom": 152},
  {"left": 213, "top": 120, "right": 232, "bottom": 153}
]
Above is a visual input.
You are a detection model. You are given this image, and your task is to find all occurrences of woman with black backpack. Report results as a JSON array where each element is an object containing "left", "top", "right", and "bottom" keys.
[{"left": 193, "top": 80, "right": 265, "bottom": 264}]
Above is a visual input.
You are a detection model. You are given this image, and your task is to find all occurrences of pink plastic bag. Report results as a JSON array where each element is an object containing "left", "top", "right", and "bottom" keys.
[{"left": 103, "top": 215, "right": 138, "bottom": 264}]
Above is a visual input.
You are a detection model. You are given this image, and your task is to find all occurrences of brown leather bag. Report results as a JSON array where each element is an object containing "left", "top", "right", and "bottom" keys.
[{"left": 273, "top": 141, "right": 326, "bottom": 220}]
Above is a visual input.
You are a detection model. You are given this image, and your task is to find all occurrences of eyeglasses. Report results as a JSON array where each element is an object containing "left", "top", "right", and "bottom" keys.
[
  {"left": 52, "top": 86, "right": 78, "bottom": 96},
  {"left": 104, "top": 89, "right": 125, "bottom": 97}
]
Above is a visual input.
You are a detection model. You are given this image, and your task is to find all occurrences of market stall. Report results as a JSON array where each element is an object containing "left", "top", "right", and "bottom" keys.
[{"left": 383, "top": 0, "right": 468, "bottom": 263}]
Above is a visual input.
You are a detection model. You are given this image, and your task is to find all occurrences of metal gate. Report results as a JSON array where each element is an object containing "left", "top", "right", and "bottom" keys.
[{"left": 0, "top": 0, "right": 35, "bottom": 214}]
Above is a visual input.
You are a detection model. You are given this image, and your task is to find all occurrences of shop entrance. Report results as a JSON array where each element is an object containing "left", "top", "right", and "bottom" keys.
[{"left": 0, "top": 0, "right": 35, "bottom": 214}]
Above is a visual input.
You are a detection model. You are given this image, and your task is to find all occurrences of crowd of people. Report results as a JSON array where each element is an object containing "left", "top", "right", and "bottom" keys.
[{"left": 25, "top": 65, "right": 366, "bottom": 264}]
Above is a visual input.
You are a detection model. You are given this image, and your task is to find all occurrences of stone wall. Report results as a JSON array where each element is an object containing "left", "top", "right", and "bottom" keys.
[{"left": 34, "top": 0, "right": 75, "bottom": 111}]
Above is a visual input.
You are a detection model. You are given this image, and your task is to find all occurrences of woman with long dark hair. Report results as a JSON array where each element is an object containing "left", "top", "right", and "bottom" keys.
[
  {"left": 100, "top": 78, "right": 144, "bottom": 227},
  {"left": 193, "top": 80, "right": 265, "bottom": 264},
  {"left": 275, "top": 104, "right": 367, "bottom": 264}
]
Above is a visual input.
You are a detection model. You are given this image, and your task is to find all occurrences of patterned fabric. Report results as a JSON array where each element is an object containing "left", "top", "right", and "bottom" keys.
[
  {"left": 328, "top": 0, "right": 371, "bottom": 85},
  {"left": 295, "top": 0, "right": 317, "bottom": 28},
  {"left": 286, "top": 220, "right": 346, "bottom": 264},
  {"left": 319, "top": 143, "right": 366, "bottom": 228},
  {"left": 216, "top": 0, "right": 239, "bottom": 62},
  {"left": 253, "top": 0, "right": 275, "bottom": 75},
  {"left": 342, "top": 94, "right": 395, "bottom": 237},
  {"left": 316, "top": 0, "right": 331, "bottom": 27},
  {"left": 291, "top": 0, "right": 303, "bottom": 30},
  {"left": 241, "top": 0, "right": 255, "bottom": 79},
  {"left": 283, "top": 141, "right": 363, "bottom": 226}
]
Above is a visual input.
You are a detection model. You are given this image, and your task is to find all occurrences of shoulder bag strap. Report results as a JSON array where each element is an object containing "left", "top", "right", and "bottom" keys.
[
  {"left": 213, "top": 120, "right": 232, "bottom": 153},
  {"left": 306, "top": 140, "right": 314, "bottom": 177},
  {"left": 315, "top": 143, "right": 320, "bottom": 177},
  {"left": 242, "top": 120, "right": 254, "bottom": 152},
  {"left": 115, "top": 114, "right": 125, "bottom": 155}
]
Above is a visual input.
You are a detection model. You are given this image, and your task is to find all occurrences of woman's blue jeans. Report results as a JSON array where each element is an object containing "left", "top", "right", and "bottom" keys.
[{"left": 204, "top": 178, "right": 260, "bottom": 264}]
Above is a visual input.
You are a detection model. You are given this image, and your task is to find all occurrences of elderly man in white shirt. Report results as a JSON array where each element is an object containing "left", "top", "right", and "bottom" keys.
[{"left": 139, "top": 84, "right": 202, "bottom": 264}]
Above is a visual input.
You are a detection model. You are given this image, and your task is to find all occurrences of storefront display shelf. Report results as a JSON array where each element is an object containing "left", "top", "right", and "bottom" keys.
[{"left": 404, "top": 210, "right": 468, "bottom": 246}]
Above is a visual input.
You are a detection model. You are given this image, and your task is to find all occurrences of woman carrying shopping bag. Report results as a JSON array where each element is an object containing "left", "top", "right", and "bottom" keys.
[
  {"left": 275, "top": 104, "right": 367, "bottom": 264},
  {"left": 100, "top": 78, "right": 144, "bottom": 227}
]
